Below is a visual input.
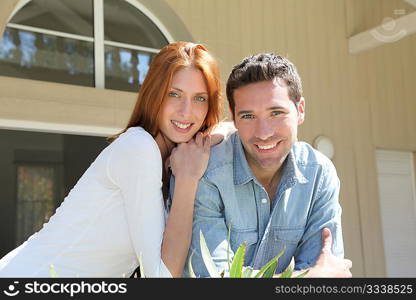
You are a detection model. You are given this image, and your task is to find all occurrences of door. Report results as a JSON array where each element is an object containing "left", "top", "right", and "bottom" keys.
[{"left": 375, "top": 150, "right": 416, "bottom": 277}]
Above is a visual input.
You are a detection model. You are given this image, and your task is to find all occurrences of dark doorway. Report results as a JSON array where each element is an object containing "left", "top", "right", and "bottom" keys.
[{"left": 0, "top": 129, "right": 109, "bottom": 257}]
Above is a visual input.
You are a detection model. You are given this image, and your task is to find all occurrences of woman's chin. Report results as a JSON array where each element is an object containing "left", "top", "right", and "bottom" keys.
[{"left": 168, "top": 133, "right": 194, "bottom": 144}]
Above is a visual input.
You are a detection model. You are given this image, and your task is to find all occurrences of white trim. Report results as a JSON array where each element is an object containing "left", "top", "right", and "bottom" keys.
[
  {"left": 124, "top": 0, "right": 174, "bottom": 43},
  {"left": 405, "top": 0, "right": 416, "bottom": 8},
  {"left": 6, "top": 0, "right": 31, "bottom": 23},
  {"left": 0, "top": 118, "right": 121, "bottom": 137},
  {"left": 6, "top": 23, "right": 94, "bottom": 42},
  {"left": 94, "top": 0, "right": 105, "bottom": 89},
  {"left": 104, "top": 40, "right": 160, "bottom": 53},
  {"left": 349, "top": 11, "right": 416, "bottom": 54}
]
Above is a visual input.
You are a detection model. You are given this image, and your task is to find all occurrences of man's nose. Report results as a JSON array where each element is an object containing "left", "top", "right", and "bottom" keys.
[{"left": 255, "top": 119, "right": 274, "bottom": 140}]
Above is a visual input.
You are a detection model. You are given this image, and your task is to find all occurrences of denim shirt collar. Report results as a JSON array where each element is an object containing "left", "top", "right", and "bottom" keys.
[{"left": 233, "top": 132, "right": 308, "bottom": 187}]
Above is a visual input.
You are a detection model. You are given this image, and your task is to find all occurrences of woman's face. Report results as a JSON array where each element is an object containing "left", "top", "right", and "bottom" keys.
[{"left": 158, "top": 67, "right": 209, "bottom": 144}]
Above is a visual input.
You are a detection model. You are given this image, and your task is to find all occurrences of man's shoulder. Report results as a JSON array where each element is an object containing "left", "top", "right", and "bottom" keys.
[
  {"left": 204, "top": 131, "right": 237, "bottom": 176},
  {"left": 292, "top": 141, "right": 336, "bottom": 171}
]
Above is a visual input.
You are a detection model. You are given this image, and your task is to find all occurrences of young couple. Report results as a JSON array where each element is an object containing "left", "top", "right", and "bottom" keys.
[{"left": 0, "top": 42, "right": 352, "bottom": 278}]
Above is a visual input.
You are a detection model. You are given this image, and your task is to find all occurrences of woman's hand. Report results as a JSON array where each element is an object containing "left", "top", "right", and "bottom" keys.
[{"left": 170, "top": 132, "right": 211, "bottom": 181}]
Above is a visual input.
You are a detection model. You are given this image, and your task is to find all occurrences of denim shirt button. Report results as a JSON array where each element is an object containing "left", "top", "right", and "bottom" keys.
[{"left": 261, "top": 198, "right": 268, "bottom": 204}]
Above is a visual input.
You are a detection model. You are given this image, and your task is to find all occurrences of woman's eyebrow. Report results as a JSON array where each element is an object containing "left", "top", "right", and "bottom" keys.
[{"left": 171, "top": 87, "right": 208, "bottom": 95}]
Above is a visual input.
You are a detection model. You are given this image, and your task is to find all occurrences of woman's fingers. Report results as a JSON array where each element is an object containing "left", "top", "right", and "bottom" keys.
[
  {"left": 203, "top": 134, "right": 211, "bottom": 151},
  {"left": 195, "top": 132, "right": 203, "bottom": 147},
  {"left": 209, "top": 133, "right": 224, "bottom": 146}
]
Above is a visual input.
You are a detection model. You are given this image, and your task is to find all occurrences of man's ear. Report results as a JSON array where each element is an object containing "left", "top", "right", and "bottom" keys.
[{"left": 297, "top": 97, "right": 305, "bottom": 125}]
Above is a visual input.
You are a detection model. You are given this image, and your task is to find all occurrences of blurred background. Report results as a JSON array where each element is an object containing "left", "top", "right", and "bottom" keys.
[{"left": 0, "top": 0, "right": 415, "bottom": 277}]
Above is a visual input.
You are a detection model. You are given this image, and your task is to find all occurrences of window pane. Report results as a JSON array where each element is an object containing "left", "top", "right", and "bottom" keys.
[
  {"left": 0, "top": 28, "right": 94, "bottom": 87},
  {"left": 16, "top": 165, "right": 55, "bottom": 246},
  {"left": 10, "top": 0, "right": 93, "bottom": 37},
  {"left": 104, "top": 0, "right": 168, "bottom": 48},
  {"left": 105, "top": 45, "right": 153, "bottom": 92}
]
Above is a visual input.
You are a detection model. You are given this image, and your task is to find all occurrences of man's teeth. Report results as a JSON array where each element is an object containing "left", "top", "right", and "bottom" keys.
[
  {"left": 257, "top": 143, "right": 277, "bottom": 150},
  {"left": 172, "top": 121, "right": 191, "bottom": 129}
]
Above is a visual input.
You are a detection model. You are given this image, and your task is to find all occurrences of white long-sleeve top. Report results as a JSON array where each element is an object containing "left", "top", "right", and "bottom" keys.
[{"left": 0, "top": 127, "right": 172, "bottom": 277}]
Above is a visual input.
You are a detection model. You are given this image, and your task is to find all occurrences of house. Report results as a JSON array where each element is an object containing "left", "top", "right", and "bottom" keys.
[{"left": 1, "top": 0, "right": 415, "bottom": 277}]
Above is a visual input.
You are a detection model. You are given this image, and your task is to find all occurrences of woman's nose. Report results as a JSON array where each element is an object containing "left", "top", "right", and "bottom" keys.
[{"left": 179, "top": 98, "right": 192, "bottom": 117}]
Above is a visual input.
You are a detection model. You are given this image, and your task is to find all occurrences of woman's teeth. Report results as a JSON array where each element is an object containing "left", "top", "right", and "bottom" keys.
[{"left": 172, "top": 120, "right": 192, "bottom": 129}]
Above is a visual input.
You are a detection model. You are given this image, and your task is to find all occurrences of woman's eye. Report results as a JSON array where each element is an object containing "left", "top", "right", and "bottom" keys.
[
  {"left": 241, "top": 114, "right": 254, "bottom": 119},
  {"left": 195, "top": 96, "right": 207, "bottom": 102},
  {"left": 168, "top": 92, "right": 180, "bottom": 98}
]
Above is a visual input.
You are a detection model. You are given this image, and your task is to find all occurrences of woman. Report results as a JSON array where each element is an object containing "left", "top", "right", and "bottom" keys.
[{"left": 0, "top": 42, "right": 223, "bottom": 277}]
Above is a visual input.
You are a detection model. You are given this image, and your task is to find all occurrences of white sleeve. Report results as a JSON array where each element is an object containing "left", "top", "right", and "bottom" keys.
[{"left": 107, "top": 130, "right": 172, "bottom": 277}]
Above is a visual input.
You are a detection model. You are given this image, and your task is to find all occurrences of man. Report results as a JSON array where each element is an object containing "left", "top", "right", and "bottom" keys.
[{"left": 183, "top": 53, "right": 351, "bottom": 277}]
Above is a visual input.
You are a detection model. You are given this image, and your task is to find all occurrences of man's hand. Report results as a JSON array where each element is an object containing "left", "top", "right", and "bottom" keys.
[{"left": 305, "top": 228, "right": 352, "bottom": 278}]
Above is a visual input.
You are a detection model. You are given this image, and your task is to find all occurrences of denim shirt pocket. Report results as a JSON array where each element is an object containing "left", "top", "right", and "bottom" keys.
[
  {"left": 274, "top": 228, "right": 303, "bottom": 245},
  {"left": 230, "top": 230, "right": 258, "bottom": 265},
  {"left": 271, "top": 228, "right": 304, "bottom": 272}
]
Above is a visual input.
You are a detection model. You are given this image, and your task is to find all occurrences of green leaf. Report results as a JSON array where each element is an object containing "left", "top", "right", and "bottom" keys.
[
  {"left": 49, "top": 264, "right": 58, "bottom": 278},
  {"left": 280, "top": 257, "right": 294, "bottom": 278},
  {"left": 295, "top": 269, "right": 309, "bottom": 278},
  {"left": 229, "top": 242, "right": 246, "bottom": 278},
  {"left": 187, "top": 252, "right": 197, "bottom": 278},
  {"left": 138, "top": 253, "right": 146, "bottom": 278},
  {"left": 254, "top": 248, "right": 285, "bottom": 278},
  {"left": 242, "top": 266, "right": 254, "bottom": 278},
  {"left": 199, "top": 230, "right": 220, "bottom": 278},
  {"left": 227, "top": 223, "right": 232, "bottom": 272},
  {"left": 261, "top": 260, "right": 278, "bottom": 278},
  {"left": 280, "top": 264, "right": 293, "bottom": 278}
]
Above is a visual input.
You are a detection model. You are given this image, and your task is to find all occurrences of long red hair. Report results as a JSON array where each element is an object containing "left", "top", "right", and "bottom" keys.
[{"left": 108, "top": 42, "right": 222, "bottom": 141}]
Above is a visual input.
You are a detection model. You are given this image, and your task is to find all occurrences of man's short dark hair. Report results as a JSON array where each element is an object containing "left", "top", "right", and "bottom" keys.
[{"left": 226, "top": 53, "right": 303, "bottom": 116}]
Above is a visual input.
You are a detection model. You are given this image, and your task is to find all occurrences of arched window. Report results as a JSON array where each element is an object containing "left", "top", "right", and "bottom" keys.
[{"left": 0, "top": 0, "right": 170, "bottom": 92}]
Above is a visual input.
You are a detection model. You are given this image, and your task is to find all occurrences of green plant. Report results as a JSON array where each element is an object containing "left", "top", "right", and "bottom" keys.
[
  {"left": 49, "top": 264, "right": 58, "bottom": 278},
  {"left": 188, "top": 230, "right": 308, "bottom": 278}
]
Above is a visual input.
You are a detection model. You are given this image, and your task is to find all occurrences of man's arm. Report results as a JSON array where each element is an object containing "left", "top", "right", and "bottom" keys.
[
  {"left": 294, "top": 161, "right": 344, "bottom": 271},
  {"left": 274, "top": 228, "right": 352, "bottom": 278},
  {"left": 184, "top": 177, "right": 231, "bottom": 277},
  {"left": 304, "top": 228, "right": 352, "bottom": 277}
]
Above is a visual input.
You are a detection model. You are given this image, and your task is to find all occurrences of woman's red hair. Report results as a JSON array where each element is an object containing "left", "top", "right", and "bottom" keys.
[{"left": 108, "top": 41, "right": 222, "bottom": 141}]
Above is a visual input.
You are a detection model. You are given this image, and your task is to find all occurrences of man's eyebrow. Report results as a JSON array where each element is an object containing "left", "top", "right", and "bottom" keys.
[
  {"left": 171, "top": 87, "right": 208, "bottom": 95},
  {"left": 268, "top": 106, "right": 286, "bottom": 110},
  {"left": 237, "top": 110, "right": 253, "bottom": 116},
  {"left": 237, "top": 106, "right": 286, "bottom": 115}
]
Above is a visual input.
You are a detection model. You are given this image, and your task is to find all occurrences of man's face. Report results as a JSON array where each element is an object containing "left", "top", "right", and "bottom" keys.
[{"left": 233, "top": 79, "right": 305, "bottom": 174}]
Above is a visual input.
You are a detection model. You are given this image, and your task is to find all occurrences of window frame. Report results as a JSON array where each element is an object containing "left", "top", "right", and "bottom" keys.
[{"left": 3, "top": 0, "right": 173, "bottom": 90}]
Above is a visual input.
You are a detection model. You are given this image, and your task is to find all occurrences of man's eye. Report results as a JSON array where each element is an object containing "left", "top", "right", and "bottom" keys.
[
  {"left": 195, "top": 96, "right": 207, "bottom": 102},
  {"left": 271, "top": 111, "right": 284, "bottom": 116},
  {"left": 241, "top": 114, "right": 254, "bottom": 119},
  {"left": 168, "top": 92, "right": 180, "bottom": 97}
]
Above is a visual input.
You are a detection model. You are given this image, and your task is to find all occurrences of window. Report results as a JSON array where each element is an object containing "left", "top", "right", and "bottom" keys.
[
  {"left": 15, "top": 165, "right": 57, "bottom": 246},
  {"left": 0, "top": 0, "right": 169, "bottom": 92}
]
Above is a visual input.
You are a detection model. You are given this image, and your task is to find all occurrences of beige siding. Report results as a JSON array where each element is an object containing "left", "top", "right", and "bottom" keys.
[
  {"left": 0, "top": 76, "right": 136, "bottom": 134},
  {"left": 165, "top": 0, "right": 416, "bottom": 277}
]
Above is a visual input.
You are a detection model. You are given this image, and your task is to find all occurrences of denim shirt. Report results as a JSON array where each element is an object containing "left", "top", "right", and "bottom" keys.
[{"left": 175, "top": 131, "right": 344, "bottom": 277}]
